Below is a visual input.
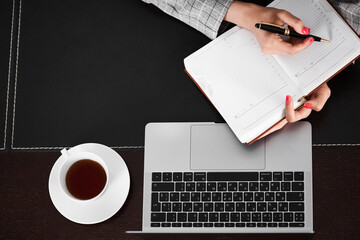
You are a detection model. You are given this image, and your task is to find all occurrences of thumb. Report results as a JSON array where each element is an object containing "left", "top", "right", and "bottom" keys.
[{"left": 278, "top": 10, "right": 310, "bottom": 35}]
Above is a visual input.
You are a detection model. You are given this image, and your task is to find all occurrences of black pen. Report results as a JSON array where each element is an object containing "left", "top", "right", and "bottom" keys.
[{"left": 255, "top": 22, "right": 330, "bottom": 43}]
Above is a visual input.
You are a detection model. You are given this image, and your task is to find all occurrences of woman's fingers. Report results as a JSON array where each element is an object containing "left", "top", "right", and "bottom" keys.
[
  {"left": 277, "top": 10, "right": 310, "bottom": 34},
  {"left": 273, "top": 36, "right": 313, "bottom": 55},
  {"left": 285, "top": 95, "right": 312, "bottom": 123},
  {"left": 308, "top": 83, "right": 331, "bottom": 111}
]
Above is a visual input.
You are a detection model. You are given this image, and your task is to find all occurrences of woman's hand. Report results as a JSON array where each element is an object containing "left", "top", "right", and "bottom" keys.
[
  {"left": 224, "top": 1, "right": 314, "bottom": 54},
  {"left": 259, "top": 83, "right": 331, "bottom": 139}
]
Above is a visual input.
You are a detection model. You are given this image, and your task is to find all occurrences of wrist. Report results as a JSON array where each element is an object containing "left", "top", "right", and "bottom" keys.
[{"left": 224, "top": 2, "right": 264, "bottom": 32}]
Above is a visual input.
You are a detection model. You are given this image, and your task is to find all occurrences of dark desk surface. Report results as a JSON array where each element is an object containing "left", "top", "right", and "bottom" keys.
[{"left": 1, "top": 147, "right": 359, "bottom": 240}]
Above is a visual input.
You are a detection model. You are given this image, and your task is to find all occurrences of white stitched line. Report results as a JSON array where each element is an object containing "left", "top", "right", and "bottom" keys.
[
  {"left": 11, "top": 146, "right": 144, "bottom": 150},
  {"left": 312, "top": 143, "right": 360, "bottom": 147},
  {"left": 1, "top": 0, "right": 15, "bottom": 150},
  {"left": 11, "top": 0, "right": 22, "bottom": 150}
]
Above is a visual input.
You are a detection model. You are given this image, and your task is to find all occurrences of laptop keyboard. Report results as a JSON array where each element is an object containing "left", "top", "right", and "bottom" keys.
[{"left": 150, "top": 172, "right": 305, "bottom": 228}]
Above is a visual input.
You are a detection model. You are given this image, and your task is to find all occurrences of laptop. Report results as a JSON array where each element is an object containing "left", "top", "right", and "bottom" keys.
[{"left": 128, "top": 121, "right": 313, "bottom": 233}]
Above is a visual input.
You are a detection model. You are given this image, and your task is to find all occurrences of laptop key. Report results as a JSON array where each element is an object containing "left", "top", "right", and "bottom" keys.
[
  {"left": 196, "top": 182, "right": 206, "bottom": 191},
  {"left": 161, "top": 223, "right": 171, "bottom": 227},
  {"left": 295, "top": 213, "right": 305, "bottom": 222},
  {"left": 223, "top": 192, "right": 232, "bottom": 201},
  {"left": 238, "top": 182, "right": 248, "bottom": 191},
  {"left": 162, "top": 172, "right": 172, "bottom": 181},
  {"left": 246, "top": 223, "right": 256, "bottom": 227},
  {"left": 186, "top": 182, "right": 195, "bottom": 191},
  {"left": 207, "top": 182, "right": 216, "bottom": 191},
  {"left": 204, "top": 223, "right": 213, "bottom": 227},
  {"left": 273, "top": 172, "right": 282, "bottom": 181},
  {"left": 260, "top": 172, "right": 272, "bottom": 181},
  {"left": 220, "top": 213, "right": 229, "bottom": 222},
  {"left": 204, "top": 203, "right": 214, "bottom": 211},
  {"left": 218, "top": 182, "right": 227, "bottom": 191},
  {"left": 273, "top": 213, "right": 283, "bottom": 222},
  {"left": 244, "top": 192, "right": 253, "bottom": 201},
  {"left": 177, "top": 213, "right": 187, "bottom": 222},
  {"left": 207, "top": 172, "right": 258, "bottom": 181},
  {"left": 215, "top": 203, "right": 224, "bottom": 211},
  {"left": 188, "top": 213, "right": 197, "bottom": 222},
  {"left": 151, "top": 223, "right": 160, "bottom": 227},
  {"left": 255, "top": 192, "right": 264, "bottom": 201},
  {"left": 292, "top": 182, "right": 304, "bottom": 191},
  {"left": 284, "top": 172, "right": 293, "bottom": 181},
  {"left": 225, "top": 203, "right": 235, "bottom": 211},
  {"left": 257, "top": 202, "right": 267, "bottom": 212},
  {"left": 249, "top": 182, "right": 259, "bottom": 191},
  {"left": 230, "top": 213, "right": 240, "bottom": 222},
  {"left": 278, "top": 202, "right": 289, "bottom": 211},
  {"left": 241, "top": 213, "right": 250, "bottom": 222},
  {"left": 172, "top": 203, "right": 182, "bottom": 212},
  {"left": 209, "top": 213, "right": 219, "bottom": 222},
  {"left": 270, "top": 182, "right": 280, "bottom": 191},
  {"left": 246, "top": 202, "right": 256, "bottom": 211},
  {"left": 201, "top": 193, "right": 211, "bottom": 201},
  {"left": 180, "top": 192, "right": 190, "bottom": 202},
  {"left": 159, "top": 193, "right": 169, "bottom": 201},
  {"left": 152, "top": 183, "right": 174, "bottom": 191},
  {"left": 260, "top": 182, "right": 269, "bottom": 191},
  {"left": 193, "top": 203, "right": 203, "bottom": 211},
  {"left": 161, "top": 203, "right": 171, "bottom": 212},
  {"left": 212, "top": 193, "right": 221, "bottom": 201},
  {"left": 294, "top": 172, "right": 304, "bottom": 181},
  {"left": 151, "top": 203, "right": 161, "bottom": 211},
  {"left": 289, "top": 202, "right": 304, "bottom": 211},
  {"left": 193, "top": 223, "right": 203, "bottom": 227},
  {"left": 265, "top": 192, "right": 274, "bottom": 201},
  {"left": 262, "top": 213, "right": 272, "bottom": 222},
  {"left": 233, "top": 192, "right": 243, "bottom": 201},
  {"left": 251, "top": 213, "right": 261, "bottom": 222},
  {"left": 276, "top": 192, "right": 286, "bottom": 201},
  {"left": 236, "top": 223, "right": 245, "bottom": 227},
  {"left": 287, "top": 192, "right": 304, "bottom": 201},
  {"left": 199, "top": 213, "right": 209, "bottom": 222},
  {"left": 172, "top": 223, "right": 181, "bottom": 227},
  {"left": 167, "top": 213, "right": 176, "bottom": 222},
  {"left": 175, "top": 182, "right": 185, "bottom": 191},
  {"left": 183, "top": 202, "right": 192, "bottom": 212},
  {"left": 194, "top": 172, "right": 206, "bottom": 181},
  {"left": 225, "top": 223, "right": 235, "bottom": 227},
  {"left": 284, "top": 213, "right": 294, "bottom": 222},
  {"left": 173, "top": 172, "right": 182, "bottom": 181},
  {"left": 281, "top": 182, "right": 291, "bottom": 191},
  {"left": 191, "top": 192, "right": 200, "bottom": 201},
  {"left": 290, "top": 223, "right": 305, "bottom": 227},
  {"left": 151, "top": 213, "right": 165, "bottom": 222},
  {"left": 228, "top": 182, "right": 237, "bottom": 191},
  {"left": 279, "top": 223, "right": 289, "bottom": 227},
  {"left": 236, "top": 202, "right": 245, "bottom": 212},
  {"left": 184, "top": 172, "right": 193, "bottom": 181},
  {"left": 268, "top": 223, "right": 278, "bottom": 227},
  {"left": 257, "top": 223, "right": 266, "bottom": 227},
  {"left": 152, "top": 172, "right": 161, "bottom": 181},
  {"left": 215, "top": 223, "right": 224, "bottom": 227},
  {"left": 183, "top": 223, "right": 192, "bottom": 227}
]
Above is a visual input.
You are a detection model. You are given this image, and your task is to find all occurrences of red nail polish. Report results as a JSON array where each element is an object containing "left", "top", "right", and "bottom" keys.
[
  {"left": 304, "top": 102, "right": 312, "bottom": 109},
  {"left": 286, "top": 95, "right": 291, "bottom": 103},
  {"left": 307, "top": 28, "right": 311, "bottom": 34},
  {"left": 301, "top": 27, "right": 307, "bottom": 34},
  {"left": 309, "top": 38, "right": 314, "bottom": 45}
]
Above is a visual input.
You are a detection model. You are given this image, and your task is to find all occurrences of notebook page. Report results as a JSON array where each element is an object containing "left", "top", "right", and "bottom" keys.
[
  {"left": 184, "top": 27, "right": 303, "bottom": 143},
  {"left": 270, "top": 0, "right": 360, "bottom": 94}
]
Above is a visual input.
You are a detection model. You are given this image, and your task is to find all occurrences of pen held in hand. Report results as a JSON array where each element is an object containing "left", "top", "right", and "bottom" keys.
[{"left": 255, "top": 22, "right": 330, "bottom": 43}]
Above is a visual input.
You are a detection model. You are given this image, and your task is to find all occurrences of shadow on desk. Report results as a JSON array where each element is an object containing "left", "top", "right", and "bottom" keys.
[{"left": 0, "top": 148, "right": 359, "bottom": 239}]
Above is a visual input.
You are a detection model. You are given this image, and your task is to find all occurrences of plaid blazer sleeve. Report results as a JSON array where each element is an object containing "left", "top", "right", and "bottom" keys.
[
  {"left": 142, "top": 0, "right": 234, "bottom": 39},
  {"left": 328, "top": 0, "right": 360, "bottom": 34}
]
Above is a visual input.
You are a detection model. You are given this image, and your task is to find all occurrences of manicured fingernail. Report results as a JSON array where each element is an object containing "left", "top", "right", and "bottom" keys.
[
  {"left": 304, "top": 102, "right": 312, "bottom": 109},
  {"left": 302, "top": 27, "right": 310, "bottom": 35},
  {"left": 286, "top": 95, "right": 291, "bottom": 103},
  {"left": 309, "top": 38, "right": 314, "bottom": 45},
  {"left": 307, "top": 28, "right": 311, "bottom": 34}
]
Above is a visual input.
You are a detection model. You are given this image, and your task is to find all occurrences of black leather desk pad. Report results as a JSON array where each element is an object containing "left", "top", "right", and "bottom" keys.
[
  {"left": 0, "top": 0, "right": 14, "bottom": 150},
  {"left": 9, "top": 0, "right": 360, "bottom": 150}
]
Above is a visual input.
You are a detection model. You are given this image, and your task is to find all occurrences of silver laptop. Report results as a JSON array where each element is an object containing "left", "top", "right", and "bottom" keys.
[{"left": 128, "top": 121, "right": 313, "bottom": 233}]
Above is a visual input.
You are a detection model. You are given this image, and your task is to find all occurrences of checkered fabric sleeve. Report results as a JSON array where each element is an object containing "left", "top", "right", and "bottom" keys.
[
  {"left": 142, "top": 0, "right": 234, "bottom": 39},
  {"left": 329, "top": 0, "right": 360, "bottom": 34}
]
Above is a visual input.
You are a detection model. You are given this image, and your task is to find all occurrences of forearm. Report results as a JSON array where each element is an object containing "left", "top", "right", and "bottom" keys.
[{"left": 224, "top": 1, "right": 263, "bottom": 31}]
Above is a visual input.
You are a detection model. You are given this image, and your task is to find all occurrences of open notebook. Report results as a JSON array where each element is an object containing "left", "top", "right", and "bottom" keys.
[{"left": 184, "top": 0, "right": 360, "bottom": 144}]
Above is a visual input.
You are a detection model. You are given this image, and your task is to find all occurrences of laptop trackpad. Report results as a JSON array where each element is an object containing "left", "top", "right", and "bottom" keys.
[{"left": 190, "top": 124, "right": 265, "bottom": 170}]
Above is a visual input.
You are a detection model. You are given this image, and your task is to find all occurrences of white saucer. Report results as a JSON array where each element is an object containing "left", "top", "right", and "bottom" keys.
[{"left": 48, "top": 143, "right": 130, "bottom": 224}]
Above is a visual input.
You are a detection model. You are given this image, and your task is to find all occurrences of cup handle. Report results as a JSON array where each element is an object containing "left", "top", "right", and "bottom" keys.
[{"left": 61, "top": 148, "right": 70, "bottom": 159}]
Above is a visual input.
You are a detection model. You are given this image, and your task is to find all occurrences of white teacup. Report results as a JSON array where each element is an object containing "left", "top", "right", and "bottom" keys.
[{"left": 59, "top": 148, "right": 109, "bottom": 202}]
